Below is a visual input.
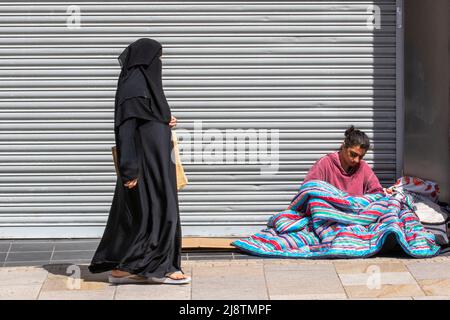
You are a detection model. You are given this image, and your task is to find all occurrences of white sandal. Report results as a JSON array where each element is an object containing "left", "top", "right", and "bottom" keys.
[{"left": 150, "top": 271, "right": 191, "bottom": 285}]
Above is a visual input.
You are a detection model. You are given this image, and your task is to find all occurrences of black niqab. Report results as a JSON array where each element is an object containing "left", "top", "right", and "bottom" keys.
[{"left": 115, "top": 38, "right": 172, "bottom": 127}]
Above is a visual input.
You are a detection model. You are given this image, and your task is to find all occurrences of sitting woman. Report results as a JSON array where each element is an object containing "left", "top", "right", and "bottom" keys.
[
  {"left": 303, "top": 125, "right": 384, "bottom": 196},
  {"left": 231, "top": 125, "right": 439, "bottom": 258}
]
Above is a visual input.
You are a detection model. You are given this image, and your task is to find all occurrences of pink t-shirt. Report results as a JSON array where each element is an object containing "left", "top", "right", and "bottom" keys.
[{"left": 303, "top": 152, "right": 383, "bottom": 196}]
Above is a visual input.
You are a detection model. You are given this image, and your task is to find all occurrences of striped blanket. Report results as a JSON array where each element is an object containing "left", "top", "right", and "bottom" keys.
[{"left": 232, "top": 180, "right": 440, "bottom": 258}]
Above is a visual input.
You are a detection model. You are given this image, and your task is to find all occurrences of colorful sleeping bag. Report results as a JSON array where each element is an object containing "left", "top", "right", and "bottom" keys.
[{"left": 232, "top": 180, "right": 440, "bottom": 258}]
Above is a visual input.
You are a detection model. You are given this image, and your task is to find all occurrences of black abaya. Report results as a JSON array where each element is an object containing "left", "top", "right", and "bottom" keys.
[{"left": 88, "top": 38, "right": 182, "bottom": 278}]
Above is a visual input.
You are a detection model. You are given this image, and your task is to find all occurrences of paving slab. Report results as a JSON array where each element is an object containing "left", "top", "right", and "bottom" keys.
[
  {"left": 43, "top": 274, "right": 109, "bottom": 291},
  {"left": 3, "top": 265, "right": 50, "bottom": 272},
  {"left": 44, "top": 264, "right": 112, "bottom": 284},
  {"left": 270, "top": 293, "right": 347, "bottom": 300},
  {"left": 344, "top": 284, "right": 425, "bottom": 298},
  {"left": 51, "top": 251, "right": 95, "bottom": 261},
  {"left": 49, "top": 260, "right": 92, "bottom": 266},
  {"left": 339, "top": 272, "right": 417, "bottom": 286},
  {"left": 10, "top": 242, "right": 55, "bottom": 253},
  {"left": 334, "top": 260, "right": 427, "bottom": 298},
  {"left": 38, "top": 289, "right": 116, "bottom": 300},
  {"left": 406, "top": 256, "right": 450, "bottom": 263},
  {"left": 263, "top": 259, "right": 334, "bottom": 266},
  {"left": 192, "top": 264, "right": 268, "bottom": 300},
  {"left": 0, "top": 284, "right": 43, "bottom": 300},
  {"left": 349, "top": 296, "right": 413, "bottom": 300},
  {"left": 53, "top": 241, "right": 99, "bottom": 252},
  {"left": 264, "top": 263, "right": 347, "bottom": 300},
  {"left": 264, "top": 261, "right": 335, "bottom": 271},
  {"left": 406, "top": 262, "right": 450, "bottom": 280},
  {"left": 115, "top": 283, "right": 191, "bottom": 300},
  {"left": 0, "top": 243, "right": 11, "bottom": 253},
  {"left": 334, "top": 261, "right": 409, "bottom": 274},
  {"left": 104, "top": 264, "right": 192, "bottom": 300},
  {"left": 413, "top": 295, "right": 450, "bottom": 300},
  {"left": 418, "top": 279, "right": 450, "bottom": 296},
  {"left": 5, "top": 251, "right": 52, "bottom": 263},
  {"left": 184, "top": 260, "right": 262, "bottom": 268},
  {"left": 38, "top": 273, "right": 116, "bottom": 300},
  {"left": 0, "top": 267, "right": 48, "bottom": 287},
  {"left": 3, "top": 261, "right": 50, "bottom": 268}
]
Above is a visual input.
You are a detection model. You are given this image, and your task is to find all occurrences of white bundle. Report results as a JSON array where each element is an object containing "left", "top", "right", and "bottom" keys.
[{"left": 410, "top": 193, "right": 448, "bottom": 224}]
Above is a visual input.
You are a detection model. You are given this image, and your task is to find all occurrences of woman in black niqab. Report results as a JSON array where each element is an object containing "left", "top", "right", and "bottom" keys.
[{"left": 88, "top": 38, "right": 189, "bottom": 284}]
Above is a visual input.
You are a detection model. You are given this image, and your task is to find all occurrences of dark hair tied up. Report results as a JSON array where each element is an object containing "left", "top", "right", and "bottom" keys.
[{"left": 343, "top": 125, "right": 370, "bottom": 150}]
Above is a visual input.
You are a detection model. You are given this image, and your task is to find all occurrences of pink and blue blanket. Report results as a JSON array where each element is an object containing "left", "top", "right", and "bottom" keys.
[{"left": 232, "top": 180, "right": 440, "bottom": 258}]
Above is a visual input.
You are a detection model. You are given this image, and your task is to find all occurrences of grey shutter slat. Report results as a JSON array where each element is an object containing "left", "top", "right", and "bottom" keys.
[{"left": 0, "top": 1, "right": 398, "bottom": 238}]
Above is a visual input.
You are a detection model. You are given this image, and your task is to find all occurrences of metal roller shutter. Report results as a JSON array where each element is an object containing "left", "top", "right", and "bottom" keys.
[{"left": 0, "top": 1, "right": 402, "bottom": 238}]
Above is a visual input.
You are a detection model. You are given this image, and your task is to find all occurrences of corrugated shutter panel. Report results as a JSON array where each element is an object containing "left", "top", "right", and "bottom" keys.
[{"left": 0, "top": 1, "right": 398, "bottom": 238}]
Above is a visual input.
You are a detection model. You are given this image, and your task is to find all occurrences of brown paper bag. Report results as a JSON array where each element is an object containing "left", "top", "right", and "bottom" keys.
[{"left": 171, "top": 130, "right": 189, "bottom": 190}]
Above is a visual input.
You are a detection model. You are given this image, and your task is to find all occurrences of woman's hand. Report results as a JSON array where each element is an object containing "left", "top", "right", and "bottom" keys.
[
  {"left": 169, "top": 116, "right": 177, "bottom": 128},
  {"left": 124, "top": 178, "right": 138, "bottom": 189}
]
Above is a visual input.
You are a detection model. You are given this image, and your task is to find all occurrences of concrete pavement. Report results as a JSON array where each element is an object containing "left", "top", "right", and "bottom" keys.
[{"left": 2, "top": 256, "right": 450, "bottom": 300}]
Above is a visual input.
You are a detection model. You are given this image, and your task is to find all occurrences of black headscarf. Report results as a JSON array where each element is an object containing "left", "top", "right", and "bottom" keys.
[{"left": 114, "top": 38, "right": 172, "bottom": 128}]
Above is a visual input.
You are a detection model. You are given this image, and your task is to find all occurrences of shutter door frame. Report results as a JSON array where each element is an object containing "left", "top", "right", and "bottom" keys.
[{"left": 395, "top": 0, "right": 404, "bottom": 179}]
